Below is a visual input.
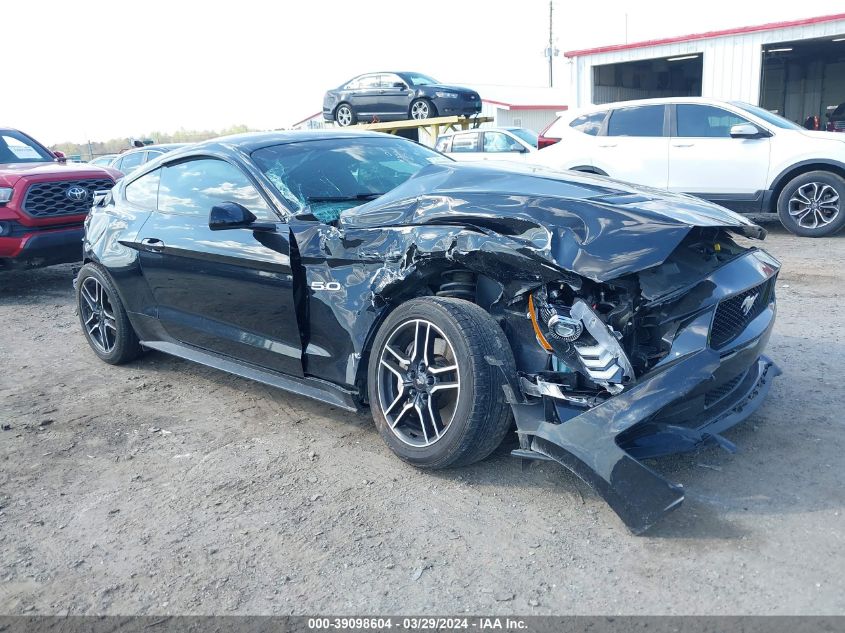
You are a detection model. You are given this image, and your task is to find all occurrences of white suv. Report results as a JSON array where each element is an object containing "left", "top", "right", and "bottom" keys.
[{"left": 533, "top": 97, "right": 845, "bottom": 237}]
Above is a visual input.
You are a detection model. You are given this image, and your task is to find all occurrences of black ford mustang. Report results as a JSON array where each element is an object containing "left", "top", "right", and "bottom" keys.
[{"left": 77, "top": 130, "right": 780, "bottom": 533}]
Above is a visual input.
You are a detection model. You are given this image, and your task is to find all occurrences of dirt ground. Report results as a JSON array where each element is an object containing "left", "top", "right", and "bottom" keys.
[{"left": 1, "top": 218, "right": 843, "bottom": 616}]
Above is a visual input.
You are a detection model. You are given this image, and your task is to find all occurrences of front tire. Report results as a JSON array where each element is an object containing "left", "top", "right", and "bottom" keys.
[
  {"left": 410, "top": 99, "right": 436, "bottom": 121},
  {"left": 76, "top": 263, "right": 142, "bottom": 365},
  {"left": 335, "top": 103, "right": 356, "bottom": 127},
  {"left": 367, "top": 297, "right": 515, "bottom": 469},
  {"left": 776, "top": 170, "right": 845, "bottom": 237}
]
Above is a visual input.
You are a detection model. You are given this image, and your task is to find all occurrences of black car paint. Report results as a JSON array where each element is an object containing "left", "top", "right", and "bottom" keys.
[
  {"left": 322, "top": 72, "right": 481, "bottom": 123},
  {"left": 83, "top": 131, "right": 780, "bottom": 533}
]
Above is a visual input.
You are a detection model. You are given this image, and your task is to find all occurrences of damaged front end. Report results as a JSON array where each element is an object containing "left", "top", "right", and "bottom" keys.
[
  {"left": 320, "top": 163, "right": 782, "bottom": 533},
  {"left": 507, "top": 233, "right": 781, "bottom": 533}
]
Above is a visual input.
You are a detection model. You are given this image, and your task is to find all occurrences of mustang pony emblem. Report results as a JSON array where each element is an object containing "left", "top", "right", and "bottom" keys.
[{"left": 740, "top": 293, "right": 758, "bottom": 316}]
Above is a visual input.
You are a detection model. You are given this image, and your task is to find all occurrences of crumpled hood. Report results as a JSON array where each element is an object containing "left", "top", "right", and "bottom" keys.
[{"left": 340, "top": 162, "right": 765, "bottom": 282}]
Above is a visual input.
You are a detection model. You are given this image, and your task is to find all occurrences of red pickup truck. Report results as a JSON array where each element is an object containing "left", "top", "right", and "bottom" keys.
[{"left": 0, "top": 128, "right": 120, "bottom": 270}]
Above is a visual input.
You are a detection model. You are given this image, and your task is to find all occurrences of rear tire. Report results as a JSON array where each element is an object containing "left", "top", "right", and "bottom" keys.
[
  {"left": 368, "top": 297, "right": 515, "bottom": 469},
  {"left": 76, "top": 263, "right": 142, "bottom": 365},
  {"left": 335, "top": 103, "right": 356, "bottom": 127},
  {"left": 776, "top": 170, "right": 845, "bottom": 237}
]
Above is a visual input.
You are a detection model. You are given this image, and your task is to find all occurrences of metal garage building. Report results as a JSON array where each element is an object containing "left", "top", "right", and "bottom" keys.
[{"left": 565, "top": 13, "right": 845, "bottom": 127}]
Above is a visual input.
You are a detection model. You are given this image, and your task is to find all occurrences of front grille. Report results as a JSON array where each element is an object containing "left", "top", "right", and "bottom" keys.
[
  {"left": 22, "top": 178, "right": 114, "bottom": 218},
  {"left": 833, "top": 121, "right": 845, "bottom": 131},
  {"left": 704, "top": 372, "right": 744, "bottom": 408},
  {"left": 710, "top": 280, "right": 772, "bottom": 348}
]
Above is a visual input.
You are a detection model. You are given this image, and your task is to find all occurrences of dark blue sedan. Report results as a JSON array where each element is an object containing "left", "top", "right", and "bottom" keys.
[{"left": 322, "top": 72, "right": 481, "bottom": 126}]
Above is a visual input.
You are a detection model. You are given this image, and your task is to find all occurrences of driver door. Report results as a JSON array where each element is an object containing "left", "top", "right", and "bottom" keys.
[{"left": 135, "top": 157, "right": 304, "bottom": 377}]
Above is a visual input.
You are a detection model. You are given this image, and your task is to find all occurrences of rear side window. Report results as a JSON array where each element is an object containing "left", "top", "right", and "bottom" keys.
[
  {"left": 125, "top": 169, "right": 161, "bottom": 208},
  {"left": 607, "top": 106, "right": 666, "bottom": 137},
  {"left": 676, "top": 104, "right": 750, "bottom": 138},
  {"left": 356, "top": 75, "right": 381, "bottom": 89},
  {"left": 450, "top": 132, "right": 480, "bottom": 153},
  {"left": 118, "top": 152, "right": 145, "bottom": 173},
  {"left": 569, "top": 112, "right": 606, "bottom": 136}
]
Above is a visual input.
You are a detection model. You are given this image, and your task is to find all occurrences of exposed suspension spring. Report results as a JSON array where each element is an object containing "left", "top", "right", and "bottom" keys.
[{"left": 436, "top": 270, "right": 476, "bottom": 301}]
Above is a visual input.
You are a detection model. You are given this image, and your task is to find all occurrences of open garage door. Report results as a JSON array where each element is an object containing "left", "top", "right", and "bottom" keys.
[
  {"left": 592, "top": 55, "right": 702, "bottom": 105},
  {"left": 760, "top": 35, "right": 845, "bottom": 129}
]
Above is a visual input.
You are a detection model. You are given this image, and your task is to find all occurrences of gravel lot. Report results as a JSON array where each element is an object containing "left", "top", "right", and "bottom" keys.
[{"left": 1, "top": 218, "right": 843, "bottom": 616}]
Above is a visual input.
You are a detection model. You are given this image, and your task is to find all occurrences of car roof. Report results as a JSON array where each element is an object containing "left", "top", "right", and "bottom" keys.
[
  {"left": 121, "top": 143, "right": 189, "bottom": 154},
  {"left": 190, "top": 129, "right": 396, "bottom": 153},
  {"left": 564, "top": 96, "right": 747, "bottom": 117},
  {"left": 353, "top": 71, "right": 423, "bottom": 76}
]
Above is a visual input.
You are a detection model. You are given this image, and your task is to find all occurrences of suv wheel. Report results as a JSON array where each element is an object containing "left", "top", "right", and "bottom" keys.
[
  {"left": 368, "top": 297, "right": 515, "bottom": 469},
  {"left": 76, "top": 263, "right": 142, "bottom": 364},
  {"left": 777, "top": 170, "right": 845, "bottom": 237}
]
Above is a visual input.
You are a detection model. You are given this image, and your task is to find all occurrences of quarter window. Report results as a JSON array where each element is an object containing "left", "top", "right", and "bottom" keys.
[
  {"left": 125, "top": 169, "right": 161, "bottom": 208},
  {"left": 607, "top": 106, "right": 666, "bottom": 137},
  {"left": 569, "top": 112, "right": 606, "bottom": 136},
  {"left": 450, "top": 132, "right": 480, "bottom": 153},
  {"left": 158, "top": 158, "right": 274, "bottom": 220},
  {"left": 676, "top": 104, "right": 750, "bottom": 138}
]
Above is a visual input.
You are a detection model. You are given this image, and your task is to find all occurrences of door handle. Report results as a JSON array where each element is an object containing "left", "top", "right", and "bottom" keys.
[
  {"left": 598, "top": 143, "right": 617, "bottom": 148},
  {"left": 672, "top": 143, "right": 694, "bottom": 148},
  {"left": 140, "top": 237, "right": 165, "bottom": 253}
]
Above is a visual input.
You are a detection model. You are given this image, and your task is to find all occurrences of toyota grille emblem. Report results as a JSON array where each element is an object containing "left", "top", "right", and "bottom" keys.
[
  {"left": 740, "top": 293, "right": 758, "bottom": 316},
  {"left": 66, "top": 186, "right": 88, "bottom": 202}
]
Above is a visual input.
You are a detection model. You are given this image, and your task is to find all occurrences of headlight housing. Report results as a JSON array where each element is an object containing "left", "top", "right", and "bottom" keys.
[
  {"left": 0, "top": 187, "right": 13, "bottom": 203},
  {"left": 434, "top": 91, "right": 459, "bottom": 99}
]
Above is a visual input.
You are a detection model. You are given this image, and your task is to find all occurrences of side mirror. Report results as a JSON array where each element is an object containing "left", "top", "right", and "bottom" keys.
[
  {"left": 730, "top": 123, "right": 764, "bottom": 139},
  {"left": 209, "top": 201, "right": 275, "bottom": 232},
  {"left": 393, "top": 82, "right": 408, "bottom": 89},
  {"left": 53, "top": 150, "right": 67, "bottom": 163},
  {"left": 509, "top": 144, "right": 527, "bottom": 153}
]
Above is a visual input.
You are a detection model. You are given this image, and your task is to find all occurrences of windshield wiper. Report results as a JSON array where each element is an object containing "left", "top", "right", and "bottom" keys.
[{"left": 306, "top": 193, "right": 386, "bottom": 202}]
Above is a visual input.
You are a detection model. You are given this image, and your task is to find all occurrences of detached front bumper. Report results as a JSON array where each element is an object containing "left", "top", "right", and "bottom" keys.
[{"left": 510, "top": 252, "right": 780, "bottom": 534}]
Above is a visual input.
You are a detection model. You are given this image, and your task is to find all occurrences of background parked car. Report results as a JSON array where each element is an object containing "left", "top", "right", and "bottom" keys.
[
  {"left": 323, "top": 72, "right": 481, "bottom": 127},
  {"left": 109, "top": 143, "right": 188, "bottom": 176},
  {"left": 534, "top": 97, "right": 845, "bottom": 237},
  {"left": 435, "top": 127, "right": 538, "bottom": 161},
  {"left": 90, "top": 154, "right": 117, "bottom": 167}
]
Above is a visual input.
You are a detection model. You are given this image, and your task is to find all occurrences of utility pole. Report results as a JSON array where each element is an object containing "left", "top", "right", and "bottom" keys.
[
  {"left": 548, "top": 0, "right": 554, "bottom": 87},
  {"left": 545, "top": 0, "right": 558, "bottom": 88}
]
